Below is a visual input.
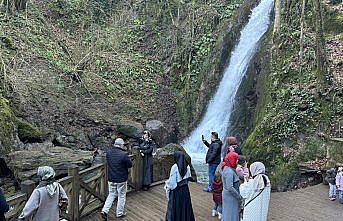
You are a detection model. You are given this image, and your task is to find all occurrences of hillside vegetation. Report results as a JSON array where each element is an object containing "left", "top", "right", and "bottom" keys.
[{"left": 243, "top": 0, "right": 342, "bottom": 190}]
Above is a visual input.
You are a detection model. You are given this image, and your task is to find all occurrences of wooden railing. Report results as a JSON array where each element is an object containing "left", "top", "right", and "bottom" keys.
[{"left": 5, "top": 150, "right": 144, "bottom": 221}]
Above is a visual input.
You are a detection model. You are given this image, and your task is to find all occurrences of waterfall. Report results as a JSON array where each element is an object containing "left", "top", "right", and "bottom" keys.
[{"left": 182, "top": 0, "right": 274, "bottom": 182}]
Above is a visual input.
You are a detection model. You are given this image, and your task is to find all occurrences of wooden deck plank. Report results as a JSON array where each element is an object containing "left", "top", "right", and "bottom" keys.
[
  {"left": 84, "top": 182, "right": 216, "bottom": 221},
  {"left": 84, "top": 183, "right": 342, "bottom": 221}
]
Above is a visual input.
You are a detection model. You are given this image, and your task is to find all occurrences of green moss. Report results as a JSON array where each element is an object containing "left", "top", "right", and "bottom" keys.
[
  {"left": 242, "top": 1, "right": 342, "bottom": 190},
  {"left": 0, "top": 97, "right": 16, "bottom": 154},
  {"left": 16, "top": 119, "right": 45, "bottom": 143}
]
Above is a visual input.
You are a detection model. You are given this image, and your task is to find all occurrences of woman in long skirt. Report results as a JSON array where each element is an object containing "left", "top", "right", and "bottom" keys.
[
  {"left": 164, "top": 151, "right": 195, "bottom": 221},
  {"left": 221, "top": 152, "right": 242, "bottom": 221},
  {"left": 139, "top": 130, "right": 155, "bottom": 190}
]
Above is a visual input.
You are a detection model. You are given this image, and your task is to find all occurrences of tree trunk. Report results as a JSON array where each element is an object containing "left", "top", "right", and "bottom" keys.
[
  {"left": 3, "top": 0, "right": 28, "bottom": 13},
  {"left": 299, "top": 0, "right": 307, "bottom": 73},
  {"left": 272, "top": 0, "right": 281, "bottom": 54},
  {"left": 313, "top": 0, "right": 327, "bottom": 77}
]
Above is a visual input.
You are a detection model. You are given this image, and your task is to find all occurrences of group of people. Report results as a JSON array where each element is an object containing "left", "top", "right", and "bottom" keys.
[
  {"left": 0, "top": 130, "right": 156, "bottom": 221},
  {"left": 162, "top": 132, "right": 271, "bottom": 221},
  {"left": 326, "top": 164, "right": 343, "bottom": 203}
]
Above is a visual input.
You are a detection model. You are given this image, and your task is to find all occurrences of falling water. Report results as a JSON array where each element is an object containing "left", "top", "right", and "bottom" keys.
[{"left": 182, "top": 0, "right": 274, "bottom": 182}]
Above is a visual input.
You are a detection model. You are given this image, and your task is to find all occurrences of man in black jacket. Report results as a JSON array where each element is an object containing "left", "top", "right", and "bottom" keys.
[
  {"left": 101, "top": 138, "right": 133, "bottom": 220},
  {"left": 202, "top": 132, "right": 223, "bottom": 192}
]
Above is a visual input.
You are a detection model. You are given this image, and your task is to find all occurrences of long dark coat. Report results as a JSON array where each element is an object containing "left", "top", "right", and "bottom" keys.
[{"left": 139, "top": 138, "right": 155, "bottom": 186}]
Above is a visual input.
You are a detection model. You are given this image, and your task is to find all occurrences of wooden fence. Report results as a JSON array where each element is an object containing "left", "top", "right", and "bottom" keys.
[{"left": 5, "top": 150, "right": 144, "bottom": 221}]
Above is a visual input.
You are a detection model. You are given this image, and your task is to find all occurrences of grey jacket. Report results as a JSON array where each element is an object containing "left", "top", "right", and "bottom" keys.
[{"left": 19, "top": 183, "right": 68, "bottom": 221}]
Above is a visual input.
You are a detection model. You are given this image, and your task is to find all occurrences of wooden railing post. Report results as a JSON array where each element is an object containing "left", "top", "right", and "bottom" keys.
[
  {"left": 68, "top": 165, "right": 80, "bottom": 221},
  {"left": 131, "top": 148, "right": 143, "bottom": 190},
  {"left": 21, "top": 180, "right": 35, "bottom": 199},
  {"left": 100, "top": 157, "right": 108, "bottom": 199}
]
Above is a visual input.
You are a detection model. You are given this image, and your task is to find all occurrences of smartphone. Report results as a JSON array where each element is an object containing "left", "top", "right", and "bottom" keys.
[{"left": 202, "top": 135, "right": 204, "bottom": 140}]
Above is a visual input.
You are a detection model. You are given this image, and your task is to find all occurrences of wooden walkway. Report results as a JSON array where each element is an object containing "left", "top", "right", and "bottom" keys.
[{"left": 85, "top": 183, "right": 342, "bottom": 221}]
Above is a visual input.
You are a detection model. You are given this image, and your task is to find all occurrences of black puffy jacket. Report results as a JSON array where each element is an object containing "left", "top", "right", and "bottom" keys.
[
  {"left": 0, "top": 188, "right": 9, "bottom": 221},
  {"left": 107, "top": 147, "right": 133, "bottom": 183},
  {"left": 204, "top": 139, "right": 223, "bottom": 164}
]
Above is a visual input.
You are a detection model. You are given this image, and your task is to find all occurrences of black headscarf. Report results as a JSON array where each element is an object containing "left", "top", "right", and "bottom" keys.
[{"left": 174, "top": 151, "right": 188, "bottom": 178}]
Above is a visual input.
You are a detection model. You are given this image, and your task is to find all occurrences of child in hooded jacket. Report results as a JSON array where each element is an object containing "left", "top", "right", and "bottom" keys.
[
  {"left": 326, "top": 166, "right": 337, "bottom": 201},
  {"left": 212, "top": 171, "right": 223, "bottom": 220}
]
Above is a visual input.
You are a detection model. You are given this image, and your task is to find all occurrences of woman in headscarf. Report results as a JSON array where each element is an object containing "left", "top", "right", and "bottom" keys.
[
  {"left": 19, "top": 166, "right": 68, "bottom": 221},
  {"left": 139, "top": 130, "right": 156, "bottom": 191},
  {"left": 221, "top": 151, "right": 241, "bottom": 221},
  {"left": 226, "top": 136, "right": 243, "bottom": 155},
  {"left": 239, "top": 162, "right": 271, "bottom": 221},
  {"left": 164, "top": 151, "right": 195, "bottom": 221}
]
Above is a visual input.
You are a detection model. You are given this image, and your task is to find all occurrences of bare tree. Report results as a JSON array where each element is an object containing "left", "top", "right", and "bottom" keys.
[
  {"left": 299, "top": 0, "right": 307, "bottom": 73},
  {"left": 313, "top": 0, "right": 327, "bottom": 77}
]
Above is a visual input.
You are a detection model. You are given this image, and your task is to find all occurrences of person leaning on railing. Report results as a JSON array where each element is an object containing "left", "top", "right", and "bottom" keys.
[{"left": 0, "top": 187, "right": 9, "bottom": 221}]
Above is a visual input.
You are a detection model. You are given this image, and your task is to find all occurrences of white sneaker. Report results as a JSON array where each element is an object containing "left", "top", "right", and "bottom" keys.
[
  {"left": 212, "top": 210, "right": 217, "bottom": 217},
  {"left": 218, "top": 213, "right": 222, "bottom": 220}
]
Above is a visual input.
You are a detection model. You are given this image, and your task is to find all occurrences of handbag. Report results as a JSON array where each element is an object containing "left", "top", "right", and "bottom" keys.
[{"left": 57, "top": 184, "right": 68, "bottom": 215}]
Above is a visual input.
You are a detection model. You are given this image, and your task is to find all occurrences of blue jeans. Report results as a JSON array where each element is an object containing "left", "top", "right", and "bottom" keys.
[
  {"left": 339, "top": 190, "right": 343, "bottom": 204},
  {"left": 208, "top": 163, "right": 218, "bottom": 190},
  {"left": 213, "top": 202, "right": 222, "bottom": 214},
  {"left": 329, "top": 183, "right": 336, "bottom": 197}
]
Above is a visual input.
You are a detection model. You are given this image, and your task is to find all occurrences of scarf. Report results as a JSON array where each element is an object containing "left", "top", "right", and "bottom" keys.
[
  {"left": 37, "top": 166, "right": 58, "bottom": 197},
  {"left": 174, "top": 151, "right": 188, "bottom": 178},
  {"left": 221, "top": 152, "right": 238, "bottom": 169},
  {"left": 250, "top": 162, "right": 270, "bottom": 191}
]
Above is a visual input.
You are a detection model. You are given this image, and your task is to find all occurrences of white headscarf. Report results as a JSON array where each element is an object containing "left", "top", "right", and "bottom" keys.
[
  {"left": 37, "top": 166, "right": 58, "bottom": 197},
  {"left": 250, "top": 162, "right": 270, "bottom": 191}
]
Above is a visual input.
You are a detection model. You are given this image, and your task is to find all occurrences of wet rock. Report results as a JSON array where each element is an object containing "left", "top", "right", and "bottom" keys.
[
  {"left": 117, "top": 120, "right": 144, "bottom": 138},
  {"left": 146, "top": 120, "right": 173, "bottom": 147},
  {"left": 7, "top": 146, "right": 93, "bottom": 182},
  {"left": 153, "top": 143, "right": 197, "bottom": 182}
]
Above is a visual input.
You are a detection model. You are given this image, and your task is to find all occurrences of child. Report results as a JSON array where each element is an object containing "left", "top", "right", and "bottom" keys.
[
  {"left": 212, "top": 171, "right": 223, "bottom": 220},
  {"left": 336, "top": 165, "right": 343, "bottom": 204},
  {"left": 236, "top": 156, "right": 249, "bottom": 183},
  {"left": 326, "top": 166, "right": 337, "bottom": 201}
]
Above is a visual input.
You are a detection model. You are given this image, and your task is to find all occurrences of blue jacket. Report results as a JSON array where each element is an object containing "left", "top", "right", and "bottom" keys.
[
  {"left": 0, "top": 188, "right": 9, "bottom": 221},
  {"left": 107, "top": 147, "right": 133, "bottom": 183}
]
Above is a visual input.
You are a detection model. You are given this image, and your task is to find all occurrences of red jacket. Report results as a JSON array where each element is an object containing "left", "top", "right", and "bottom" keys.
[{"left": 212, "top": 179, "right": 223, "bottom": 204}]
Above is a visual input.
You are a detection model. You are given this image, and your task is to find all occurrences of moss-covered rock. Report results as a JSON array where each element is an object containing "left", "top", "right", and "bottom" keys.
[
  {"left": 16, "top": 118, "right": 45, "bottom": 143},
  {"left": 0, "top": 97, "right": 17, "bottom": 154}
]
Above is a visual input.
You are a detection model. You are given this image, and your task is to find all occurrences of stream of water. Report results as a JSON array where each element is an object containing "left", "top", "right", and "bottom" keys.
[{"left": 182, "top": 0, "right": 274, "bottom": 182}]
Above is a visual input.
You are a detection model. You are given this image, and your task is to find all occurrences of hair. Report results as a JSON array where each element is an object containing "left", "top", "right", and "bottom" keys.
[
  {"left": 227, "top": 136, "right": 237, "bottom": 145},
  {"left": 211, "top": 132, "right": 219, "bottom": 139},
  {"left": 237, "top": 155, "right": 247, "bottom": 165},
  {"left": 143, "top": 130, "right": 152, "bottom": 139}
]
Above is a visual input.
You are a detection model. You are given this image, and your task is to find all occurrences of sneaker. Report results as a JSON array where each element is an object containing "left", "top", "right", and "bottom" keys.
[
  {"left": 203, "top": 187, "right": 212, "bottom": 192},
  {"left": 218, "top": 213, "right": 222, "bottom": 220},
  {"left": 212, "top": 210, "right": 217, "bottom": 217},
  {"left": 117, "top": 213, "right": 127, "bottom": 218},
  {"left": 101, "top": 211, "right": 108, "bottom": 221}
]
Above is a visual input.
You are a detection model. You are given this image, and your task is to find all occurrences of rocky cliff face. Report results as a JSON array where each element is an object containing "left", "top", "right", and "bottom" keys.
[{"left": 230, "top": 1, "right": 342, "bottom": 191}]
